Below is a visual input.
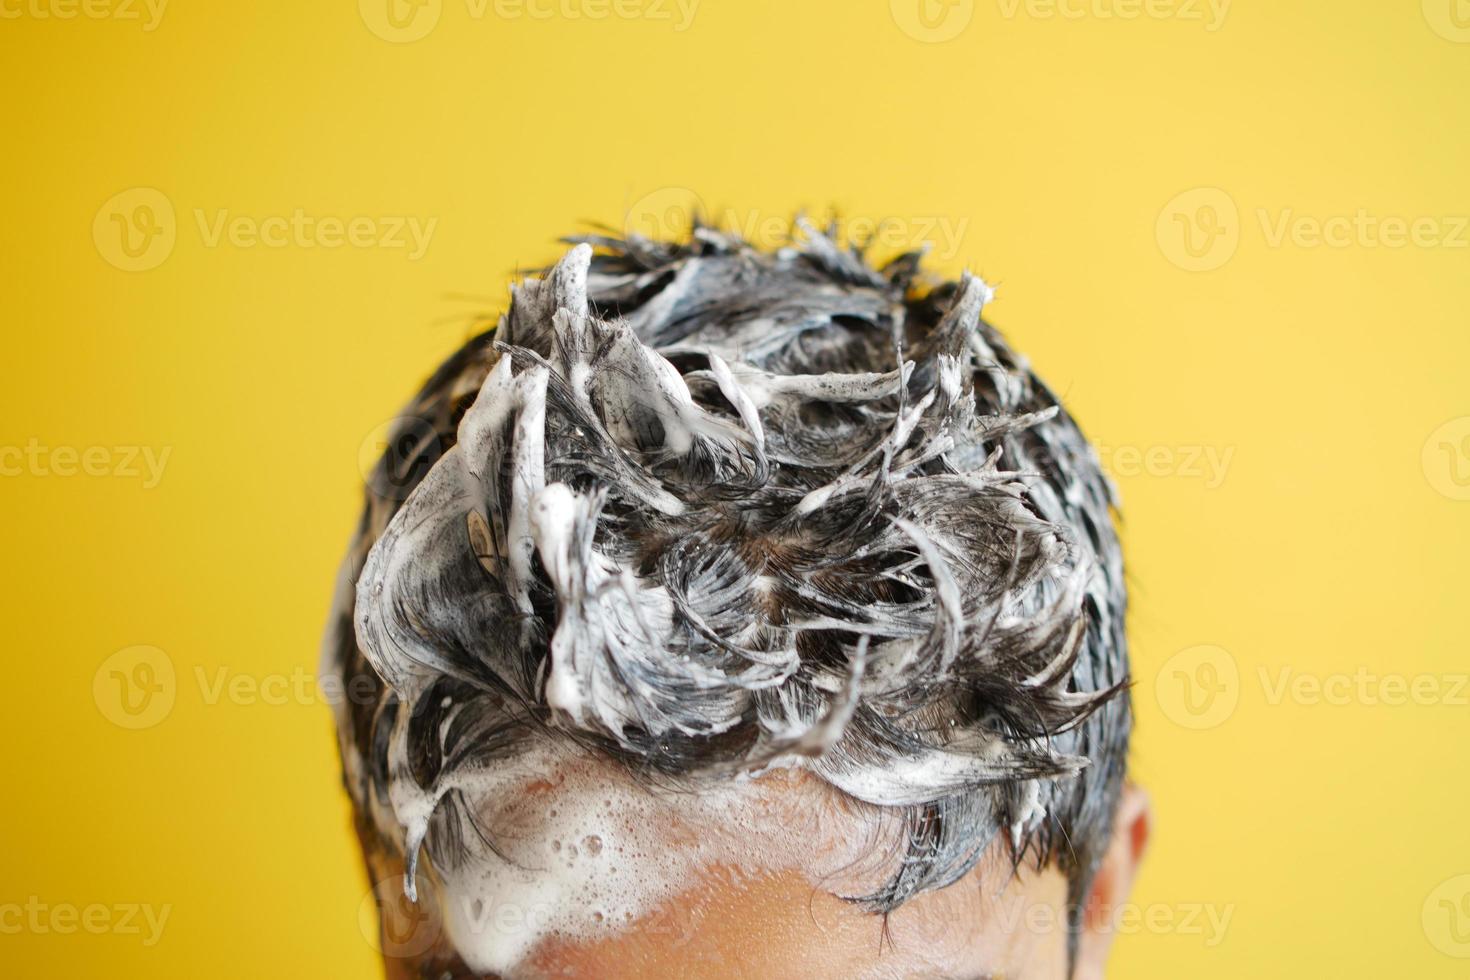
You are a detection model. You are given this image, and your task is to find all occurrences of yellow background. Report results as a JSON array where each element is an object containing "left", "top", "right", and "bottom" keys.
[{"left": 2, "top": 1, "right": 1468, "bottom": 976}]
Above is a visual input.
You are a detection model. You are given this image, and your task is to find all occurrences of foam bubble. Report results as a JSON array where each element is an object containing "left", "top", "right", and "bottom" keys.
[{"left": 418, "top": 739, "right": 890, "bottom": 975}]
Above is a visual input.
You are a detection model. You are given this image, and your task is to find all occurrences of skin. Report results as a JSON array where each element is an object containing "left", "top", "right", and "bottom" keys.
[{"left": 365, "top": 780, "right": 1150, "bottom": 979}]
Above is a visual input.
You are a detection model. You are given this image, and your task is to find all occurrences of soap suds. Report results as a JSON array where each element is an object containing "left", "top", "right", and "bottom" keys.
[{"left": 416, "top": 739, "right": 895, "bottom": 975}]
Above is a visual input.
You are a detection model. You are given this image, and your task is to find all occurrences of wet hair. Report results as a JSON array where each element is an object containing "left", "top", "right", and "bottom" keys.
[{"left": 323, "top": 222, "right": 1130, "bottom": 938}]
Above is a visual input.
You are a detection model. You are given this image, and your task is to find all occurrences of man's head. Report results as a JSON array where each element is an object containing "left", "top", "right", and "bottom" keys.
[{"left": 324, "top": 224, "right": 1145, "bottom": 978}]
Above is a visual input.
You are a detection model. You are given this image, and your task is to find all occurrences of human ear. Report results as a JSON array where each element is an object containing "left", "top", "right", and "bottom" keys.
[{"left": 1072, "top": 784, "right": 1152, "bottom": 980}]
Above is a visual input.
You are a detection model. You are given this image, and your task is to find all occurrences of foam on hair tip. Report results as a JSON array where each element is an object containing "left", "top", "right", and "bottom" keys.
[{"left": 327, "top": 220, "right": 1132, "bottom": 972}]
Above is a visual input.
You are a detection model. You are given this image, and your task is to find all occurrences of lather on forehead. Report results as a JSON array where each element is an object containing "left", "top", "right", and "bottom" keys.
[{"left": 327, "top": 223, "right": 1131, "bottom": 974}]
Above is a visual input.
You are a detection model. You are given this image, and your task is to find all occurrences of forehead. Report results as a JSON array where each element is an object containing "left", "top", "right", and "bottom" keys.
[
  {"left": 371, "top": 744, "right": 1070, "bottom": 979},
  {"left": 407, "top": 742, "right": 887, "bottom": 973}
]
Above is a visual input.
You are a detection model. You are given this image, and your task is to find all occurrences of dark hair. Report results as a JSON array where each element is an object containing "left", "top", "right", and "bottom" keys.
[{"left": 324, "top": 222, "right": 1130, "bottom": 938}]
